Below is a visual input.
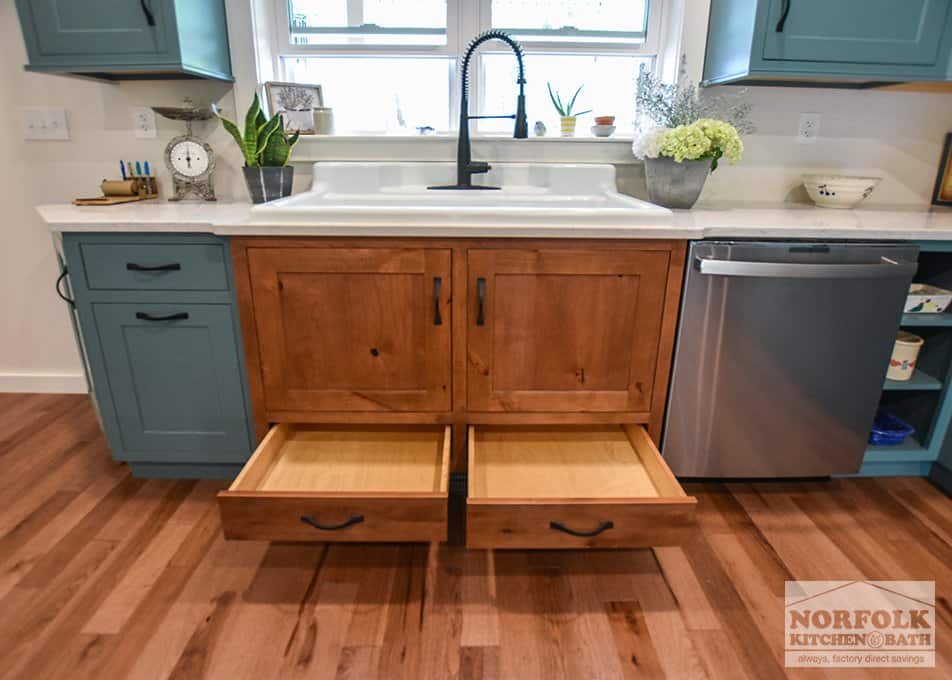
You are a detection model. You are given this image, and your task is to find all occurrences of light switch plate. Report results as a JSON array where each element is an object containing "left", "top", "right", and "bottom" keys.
[
  {"left": 130, "top": 106, "right": 157, "bottom": 139},
  {"left": 20, "top": 106, "right": 70, "bottom": 140}
]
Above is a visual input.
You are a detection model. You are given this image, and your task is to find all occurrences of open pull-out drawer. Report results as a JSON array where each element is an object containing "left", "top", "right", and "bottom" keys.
[
  {"left": 467, "top": 425, "right": 696, "bottom": 549},
  {"left": 218, "top": 424, "right": 450, "bottom": 542}
]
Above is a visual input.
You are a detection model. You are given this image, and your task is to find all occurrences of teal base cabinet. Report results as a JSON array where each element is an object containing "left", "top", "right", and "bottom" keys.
[
  {"left": 61, "top": 233, "right": 254, "bottom": 478},
  {"left": 838, "top": 242, "right": 952, "bottom": 487},
  {"left": 15, "top": 0, "right": 232, "bottom": 81},
  {"left": 703, "top": 0, "right": 952, "bottom": 86}
]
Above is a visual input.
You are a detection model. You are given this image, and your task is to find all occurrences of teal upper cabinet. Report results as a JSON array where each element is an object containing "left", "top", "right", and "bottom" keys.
[
  {"left": 703, "top": 0, "right": 952, "bottom": 86},
  {"left": 15, "top": 0, "right": 233, "bottom": 81}
]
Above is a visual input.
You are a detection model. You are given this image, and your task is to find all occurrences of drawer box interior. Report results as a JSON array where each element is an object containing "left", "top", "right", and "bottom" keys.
[
  {"left": 467, "top": 425, "right": 696, "bottom": 548},
  {"left": 218, "top": 424, "right": 450, "bottom": 542}
]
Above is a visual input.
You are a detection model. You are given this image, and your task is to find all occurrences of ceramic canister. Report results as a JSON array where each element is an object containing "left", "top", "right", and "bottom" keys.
[{"left": 886, "top": 331, "right": 925, "bottom": 381}]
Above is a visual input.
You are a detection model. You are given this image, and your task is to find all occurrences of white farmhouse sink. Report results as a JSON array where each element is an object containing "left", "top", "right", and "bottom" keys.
[{"left": 250, "top": 162, "right": 670, "bottom": 227}]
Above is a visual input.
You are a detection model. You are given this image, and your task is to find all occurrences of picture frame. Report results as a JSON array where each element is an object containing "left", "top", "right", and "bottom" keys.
[
  {"left": 931, "top": 132, "right": 952, "bottom": 207},
  {"left": 264, "top": 81, "right": 324, "bottom": 135}
]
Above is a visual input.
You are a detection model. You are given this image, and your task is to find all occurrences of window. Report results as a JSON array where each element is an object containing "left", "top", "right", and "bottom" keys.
[{"left": 271, "top": 0, "right": 664, "bottom": 135}]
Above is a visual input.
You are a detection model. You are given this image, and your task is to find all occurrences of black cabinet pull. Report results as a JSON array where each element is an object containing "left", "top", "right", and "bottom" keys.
[
  {"left": 136, "top": 312, "right": 189, "bottom": 322},
  {"left": 476, "top": 277, "right": 486, "bottom": 326},
  {"left": 433, "top": 276, "right": 443, "bottom": 325},
  {"left": 140, "top": 0, "right": 156, "bottom": 26},
  {"left": 300, "top": 514, "right": 365, "bottom": 531},
  {"left": 126, "top": 262, "right": 181, "bottom": 272},
  {"left": 55, "top": 269, "right": 75, "bottom": 307},
  {"left": 776, "top": 0, "right": 791, "bottom": 31},
  {"left": 549, "top": 520, "right": 614, "bottom": 537}
]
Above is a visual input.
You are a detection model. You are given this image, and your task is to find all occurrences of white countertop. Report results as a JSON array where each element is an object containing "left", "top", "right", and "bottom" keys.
[{"left": 36, "top": 201, "right": 952, "bottom": 240}]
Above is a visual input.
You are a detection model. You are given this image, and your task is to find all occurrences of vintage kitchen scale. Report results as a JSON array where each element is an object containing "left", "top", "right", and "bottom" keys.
[{"left": 152, "top": 99, "right": 218, "bottom": 201}]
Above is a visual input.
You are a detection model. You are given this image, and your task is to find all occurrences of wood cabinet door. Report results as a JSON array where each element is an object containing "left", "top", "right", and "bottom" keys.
[
  {"left": 248, "top": 247, "right": 452, "bottom": 413},
  {"left": 467, "top": 248, "right": 672, "bottom": 413}
]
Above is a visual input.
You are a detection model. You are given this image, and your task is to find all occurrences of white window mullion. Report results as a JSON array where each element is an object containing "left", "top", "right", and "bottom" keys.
[{"left": 346, "top": 0, "right": 364, "bottom": 27}]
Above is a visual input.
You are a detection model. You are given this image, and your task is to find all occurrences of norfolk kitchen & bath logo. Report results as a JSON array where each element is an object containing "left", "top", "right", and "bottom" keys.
[{"left": 785, "top": 580, "right": 935, "bottom": 668}]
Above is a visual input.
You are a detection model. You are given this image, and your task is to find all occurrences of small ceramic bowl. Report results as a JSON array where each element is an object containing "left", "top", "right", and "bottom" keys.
[
  {"left": 590, "top": 124, "right": 616, "bottom": 138},
  {"left": 803, "top": 174, "right": 881, "bottom": 209},
  {"left": 594, "top": 116, "right": 615, "bottom": 126}
]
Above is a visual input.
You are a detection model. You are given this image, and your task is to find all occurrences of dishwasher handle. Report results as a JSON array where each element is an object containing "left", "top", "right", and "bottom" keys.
[{"left": 695, "top": 256, "right": 917, "bottom": 279}]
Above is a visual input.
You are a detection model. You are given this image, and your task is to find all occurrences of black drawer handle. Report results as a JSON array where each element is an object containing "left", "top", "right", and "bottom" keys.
[
  {"left": 300, "top": 514, "right": 365, "bottom": 531},
  {"left": 55, "top": 269, "right": 75, "bottom": 307},
  {"left": 126, "top": 262, "right": 181, "bottom": 272},
  {"left": 136, "top": 312, "right": 189, "bottom": 322},
  {"left": 776, "top": 0, "right": 791, "bottom": 32},
  {"left": 433, "top": 276, "right": 443, "bottom": 326},
  {"left": 549, "top": 520, "right": 614, "bottom": 537},
  {"left": 140, "top": 0, "right": 156, "bottom": 26},
  {"left": 476, "top": 277, "right": 486, "bottom": 326}
]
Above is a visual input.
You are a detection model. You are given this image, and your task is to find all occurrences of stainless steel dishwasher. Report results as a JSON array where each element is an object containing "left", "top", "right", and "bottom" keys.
[{"left": 663, "top": 241, "right": 918, "bottom": 478}]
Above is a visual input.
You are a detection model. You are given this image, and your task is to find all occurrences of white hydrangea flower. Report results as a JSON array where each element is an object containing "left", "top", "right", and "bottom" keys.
[{"left": 632, "top": 127, "right": 668, "bottom": 160}]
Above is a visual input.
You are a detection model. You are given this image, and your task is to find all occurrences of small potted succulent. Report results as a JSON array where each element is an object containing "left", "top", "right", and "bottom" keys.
[
  {"left": 218, "top": 93, "right": 300, "bottom": 204},
  {"left": 632, "top": 69, "right": 753, "bottom": 209},
  {"left": 547, "top": 83, "right": 591, "bottom": 137}
]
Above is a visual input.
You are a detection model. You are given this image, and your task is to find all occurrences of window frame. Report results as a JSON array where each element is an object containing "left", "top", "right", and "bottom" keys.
[{"left": 270, "top": 0, "right": 667, "bottom": 134}]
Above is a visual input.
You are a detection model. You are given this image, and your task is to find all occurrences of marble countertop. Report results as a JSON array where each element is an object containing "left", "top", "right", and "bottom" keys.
[{"left": 36, "top": 201, "right": 952, "bottom": 240}]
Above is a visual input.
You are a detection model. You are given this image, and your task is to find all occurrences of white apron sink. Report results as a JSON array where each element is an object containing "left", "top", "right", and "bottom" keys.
[{"left": 250, "top": 162, "right": 670, "bottom": 227}]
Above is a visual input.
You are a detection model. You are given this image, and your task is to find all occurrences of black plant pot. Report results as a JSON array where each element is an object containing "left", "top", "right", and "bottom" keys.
[{"left": 242, "top": 165, "right": 294, "bottom": 204}]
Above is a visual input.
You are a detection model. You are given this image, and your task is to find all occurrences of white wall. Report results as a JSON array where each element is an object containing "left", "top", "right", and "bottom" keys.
[{"left": 2, "top": 0, "right": 952, "bottom": 391}]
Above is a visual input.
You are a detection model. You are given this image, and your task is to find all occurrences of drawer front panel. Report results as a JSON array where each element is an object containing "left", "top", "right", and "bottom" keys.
[
  {"left": 467, "top": 499, "right": 696, "bottom": 549},
  {"left": 219, "top": 495, "right": 447, "bottom": 542},
  {"left": 81, "top": 243, "right": 228, "bottom": 291}
]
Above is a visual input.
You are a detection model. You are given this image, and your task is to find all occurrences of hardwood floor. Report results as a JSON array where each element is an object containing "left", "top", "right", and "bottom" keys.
[{"left": 1, "top": 393, "right": 950, "bottom": 679}]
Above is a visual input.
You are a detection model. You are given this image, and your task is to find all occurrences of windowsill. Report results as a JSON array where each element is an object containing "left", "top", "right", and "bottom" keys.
[{"left": 291, "top": 133, "right": 638, "bottom": 164}]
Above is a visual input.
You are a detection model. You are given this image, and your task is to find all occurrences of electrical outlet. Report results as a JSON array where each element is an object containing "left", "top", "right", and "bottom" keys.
[
  {"left": 20, "top": 106, "right": 70, "bottom": 140},
  {"left": 130, "top": 107, "right": 157, "bottom": 139},
  {"left": 798, "top": 113, "right": 820, "bottom": 144}
]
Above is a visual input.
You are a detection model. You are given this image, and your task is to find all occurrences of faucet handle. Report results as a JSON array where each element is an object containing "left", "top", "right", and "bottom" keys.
[{"left": 468, "top": 161, "right": 491, "bottom": 175}]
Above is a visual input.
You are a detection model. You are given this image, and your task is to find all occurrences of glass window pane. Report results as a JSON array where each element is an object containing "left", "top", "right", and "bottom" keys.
[
  {"left": 282, "top": 56, "right": 453, "bottom": 133},
  {"left": 479, "top": 53, "right": 651, "bottom": 135},
  {"left": 491, "top": 0, "right": 648, "bottom": 38},
  {"left": 288, "top": 0, "right": 447, "bottom": 45}
]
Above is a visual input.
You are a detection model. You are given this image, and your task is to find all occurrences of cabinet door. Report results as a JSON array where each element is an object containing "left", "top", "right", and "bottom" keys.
[
  {"left": 17, "top": 0, "right": 174, "bottom": 61},
  {"left": 467, "top": 248, "right": 671, "bottom": 413},
  {"left": 92, "top": 303, "right": 251, "bottom": 462},
  {"left": 247, "top": 247, "right": 452, "bottom": 412},
  {"left": 762, "top": 0, "right": 950, "bottom": 65}
]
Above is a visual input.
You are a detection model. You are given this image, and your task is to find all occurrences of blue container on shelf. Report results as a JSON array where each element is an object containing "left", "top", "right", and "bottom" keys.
[{"left": 868, "top": 410, "right": 915, "bottom": 446}]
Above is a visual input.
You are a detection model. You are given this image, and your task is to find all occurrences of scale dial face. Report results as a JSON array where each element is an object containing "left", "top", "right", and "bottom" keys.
[{"left": 169, "top": 139, "right": 210, "bottom": 177}]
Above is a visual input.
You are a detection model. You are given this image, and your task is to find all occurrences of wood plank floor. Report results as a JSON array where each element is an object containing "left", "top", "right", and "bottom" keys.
[{"left": 1, "top": 393, "right": 950, "bottom": 679}]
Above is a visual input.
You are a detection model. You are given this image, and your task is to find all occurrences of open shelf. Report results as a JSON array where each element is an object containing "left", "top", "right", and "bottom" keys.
[
  {"left": 864, "top": 436, "right": 936, "bottom": 463},
  {"left": 901, "top": 313, "right": 952, "bottom": 327},
  {"left": 882, "top": 369, "right": 943, "bottom": 391}
]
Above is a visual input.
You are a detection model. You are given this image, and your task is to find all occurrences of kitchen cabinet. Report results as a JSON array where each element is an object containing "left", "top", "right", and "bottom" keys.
[
  {"left": 14, "top": 0, "right": 232, "bottom": 81},
  {"left": 242, "top": 245, "right": 453, "bottom": 415},
  {"left": 467, "top": 247, "right": 673, "bottom": 416},
  {"left": 61, "top": 233, "right": 255, "bottom": 478},
  {"left": 703, "top": 0, "right": 952, "bottom": 86}
]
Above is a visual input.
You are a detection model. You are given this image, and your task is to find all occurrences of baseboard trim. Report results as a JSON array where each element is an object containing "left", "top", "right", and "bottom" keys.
[
  {"left": 928, "top": 462, "right": 952, "bottom": 497},
  {"left": 0, "top": 372, "right": 87, "bottom": 394}
]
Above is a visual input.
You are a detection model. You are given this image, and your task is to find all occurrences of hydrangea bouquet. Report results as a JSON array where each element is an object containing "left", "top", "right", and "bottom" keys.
[{"left": 632, "top": 68, "right": 754, "bottom": 208}]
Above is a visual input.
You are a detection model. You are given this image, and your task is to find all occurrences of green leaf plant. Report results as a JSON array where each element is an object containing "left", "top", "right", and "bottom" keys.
[
  {"left": 217, "top": 92, "right": 300, "bottom": 167},
  {"left": 547, "top": 83, "right": 593, "bottom": 118}
]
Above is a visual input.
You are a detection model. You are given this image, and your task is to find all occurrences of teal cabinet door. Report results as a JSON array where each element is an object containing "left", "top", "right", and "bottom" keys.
[
  {"left": 92, "top": 302, "right": 251, "bottom": 463},
  {"left": 16, "top": 0, "right": 175, "bottom": 63},
  {"left": 762, "top": 0, "right": 951, "bottom": 65}
]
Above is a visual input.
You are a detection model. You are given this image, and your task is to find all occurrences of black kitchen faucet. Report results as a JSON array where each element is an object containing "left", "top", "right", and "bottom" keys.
[{"left": 429, "top": 30, "right": 528, "bottom": 190}]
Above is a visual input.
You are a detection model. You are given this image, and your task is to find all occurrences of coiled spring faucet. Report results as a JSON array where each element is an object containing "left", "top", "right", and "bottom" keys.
[{"left": 429, "top": 30, "right": 528, "bottom": 190}]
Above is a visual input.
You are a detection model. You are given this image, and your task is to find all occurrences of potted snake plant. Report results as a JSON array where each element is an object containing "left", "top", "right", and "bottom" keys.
[
  {"left": 217, "top": 93, "right": 300, "bottom": 204},
  {"left": 547, "top": 83, "right": 592, "bottom": 137}
]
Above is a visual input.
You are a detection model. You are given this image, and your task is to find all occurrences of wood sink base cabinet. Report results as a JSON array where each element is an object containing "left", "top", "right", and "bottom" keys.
[{"left": 219, "top": 237, "right": 694, "bottom": 548}]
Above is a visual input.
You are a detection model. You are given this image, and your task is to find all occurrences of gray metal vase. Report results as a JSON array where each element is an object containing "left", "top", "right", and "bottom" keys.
[
  {"left": 243, "top": 165, "right": 294, "bottom": 204},
  {"left": 644, "top": 157, "right": 711, "bottom": 209}
]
